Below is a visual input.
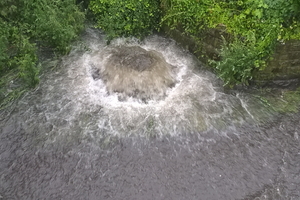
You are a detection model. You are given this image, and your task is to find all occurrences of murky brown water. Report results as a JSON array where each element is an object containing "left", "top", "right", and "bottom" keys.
[{"left": 0, "top": 29, "right": 299, "bottom": 200}]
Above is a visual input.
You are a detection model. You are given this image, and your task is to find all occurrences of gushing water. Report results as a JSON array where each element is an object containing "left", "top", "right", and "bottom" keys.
[
  {"left": 91, "top": 45, "right": 177, "bottom": 102},
  {"left": 29, "top": 28, "right": 264, "bottom": 138},
  {"left": 0, "top": 28, "right": 299, "bottom": 200}
]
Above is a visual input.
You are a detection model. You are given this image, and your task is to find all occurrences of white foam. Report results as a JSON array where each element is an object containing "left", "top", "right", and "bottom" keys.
[{"left": 38, "top": 29, "right": 258, "bottom": 137}]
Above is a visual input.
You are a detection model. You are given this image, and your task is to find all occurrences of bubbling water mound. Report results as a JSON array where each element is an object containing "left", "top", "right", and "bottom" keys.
[
  {"left": 107, "top": 46, "right": 157, "bottom": 72},
  {"left": 91, "top": 46, "right": 177, "bottom": 101}
]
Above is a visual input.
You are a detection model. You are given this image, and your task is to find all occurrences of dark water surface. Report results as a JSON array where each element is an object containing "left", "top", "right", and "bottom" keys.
[{"left": 0, "top": 29, "right": 299, "bottom": 200}]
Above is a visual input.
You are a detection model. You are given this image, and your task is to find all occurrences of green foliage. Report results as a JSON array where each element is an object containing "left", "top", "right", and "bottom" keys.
[
  {"left": 162, "top": 0, "right": 300, "bottom": 86},
  {"left": 0, "top": 0, "right": 21, "bottom": 21},
  {"left": 0, "top": 21, "right": 10, "bottom": 74},
  {"left": 160, "top": 0, "right": 172, "bottom": 11},
  {"left": 0, "top": 0, "right": 85, "bottom": 109},
  {"left": 210, "top": 37, "right": 264, "bottom": 86},
  {"left": 0, "top": 0, "right": 85, "bottom": 84},
  {"left": 16, "top": 37, "right": 39, "bottom": 87},
  {"left": 22, "top": 0, "right": 85, "bottom": 54},
  {"left": 161, "top": 0, "right": 210, "bottom": 34},
  {"left": 89, "top": 0, "right": 161, "bottom": 40},
  {"left": 0, "top": 22, "right": 39, "bottom": 87}
]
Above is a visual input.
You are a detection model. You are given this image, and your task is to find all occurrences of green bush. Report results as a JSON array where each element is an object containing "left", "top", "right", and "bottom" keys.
[
  {"left": 161, "top": 0, "right": 210, "bottom": 35},
  {"left": 0, "top": 20, "right": 10, "bottom": 74},
  {"left": 162, "top": 0, "right": 300, "bottom": 86},
  {"left": 0, "top": 23, "right": 39, "bottom": 87},
  {"left": 0, "top": 0, "right": 85, "bottom": 109},
  {"left": 0, "top": 0, "right": 85, "bottom": 87},
  {"left": 17, "top": 37, "right": 39, "bottom": 87},
  {"left": 210, "top": 37, "right": 265, "bottom": 86},
  {"left": 22, "top": 0, "right": 85, "bottom": 54},
  {"left": 89, "top": 0, "right": 161, "bottom": 40}
]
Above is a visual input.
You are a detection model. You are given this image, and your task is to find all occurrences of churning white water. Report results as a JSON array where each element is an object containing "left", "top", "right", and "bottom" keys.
[
  {"left": 1, "top": 28, "right": 299, "bottom": 200},
  {"left": 34, "top": 28, "right": 268, "bottom": 139}
]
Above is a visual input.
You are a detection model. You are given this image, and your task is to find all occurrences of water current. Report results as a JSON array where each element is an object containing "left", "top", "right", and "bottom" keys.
[{"left": 0, "top": 28, "right": 299, "bottom": 199}]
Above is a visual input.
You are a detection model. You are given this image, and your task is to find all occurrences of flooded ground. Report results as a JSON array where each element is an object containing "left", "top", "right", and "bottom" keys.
[{"left": 0, "top": 29, "right": 299, "bottom": 200}]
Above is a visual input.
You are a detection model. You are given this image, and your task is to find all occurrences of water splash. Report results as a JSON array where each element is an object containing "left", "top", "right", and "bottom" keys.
[
  {"left": 15, "top": 28, "right": 267, "bottom": 139},
  {"left": 0, "top": 28, "right": 275, "bottom": 140},
  {"left": 1, "top": 28, "right": 299, "bottom": 200},
  {"left": 90, "top": 45, "right": 177, "bottom": 101}
]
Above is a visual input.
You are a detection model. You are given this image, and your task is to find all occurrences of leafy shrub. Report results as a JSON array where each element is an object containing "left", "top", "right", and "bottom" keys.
[
  {"left": 0, "top": 0, "right": 85, "bottom": 89},
  {"left": 0, "top": 0, "right": 85, "bottom": 109},
  {"left": 89, "top": 0, "right": 161, "bottom": 40},
  {"left": 23, "top": 0, "right": 85, "bottom": 54},
  {"left": 162, "top": 0, "right": 300, "bottom": 86},
  {"left": 0, "top": 20, "right": 10, "bottom": 74},
  {"left": 210, "top": 37, "right": 265, "bottom": 86},
  {"left": 16, "top": 36, "right": 39, "bottom": 87},
  {"left": 0, "top": 0, "right": 21, "bottom": 21},
  {"left": 0, "top": 23, "right": 39, "bottom": 87},
  {"left": 161, "top": 0, "right": 210, "bottom": 35}
]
